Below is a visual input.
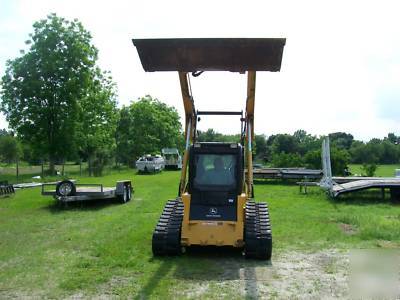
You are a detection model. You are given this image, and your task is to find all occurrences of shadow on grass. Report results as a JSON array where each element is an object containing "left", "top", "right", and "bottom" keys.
[
  {"left": 137, "top": 246, "right": 272, "bottom": 299},
  {"left": 254, "top": 179, "right": 299, "bottom": 186},
  {"left": 329, "top": 188, "right": 400, "bottom": 206},
  {"left": 42, "top": 198, "right": 124, "bottom": 213}
]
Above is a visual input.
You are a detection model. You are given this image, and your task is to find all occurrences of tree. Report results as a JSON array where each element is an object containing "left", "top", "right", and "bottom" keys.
[
  {"left": 329, "top": 132, "right": 354, "bottom": 150},
  {"left": 304, "top": 147, "right": 350, "bottom": 175},
  {"left": 197, "top": 129, "right": 240, "bottom": 143},
  {"left": 0, "top": 135, "right": 22, "bottom": 164},
  {"left": 254, "top": 134, "right": 268, "bottom": 161},
  {"left": 387, "top": 133, "right": 399, "bottom": 144},
  {"left": 1, "top": 14, "right": 98, "bottom": 174},
  {"left": 116, "top": 96, "right": 182, "bottom": 166},
  {"left": 76, "top": 69, "right": 118, "bottom": 176},
  {"left": 361, "top": 163, "right": 377, "bottom": 177},
  {"left": 197, "top": 129, "right": 221, "bottom": 142},
  {"left": 0, "top": 129, "right": 9, "bottom": 137},
  {"left": 271, "top": 152, "right": 304, "bottom": 168},
  {"left": 271, "top": 134, "right": 299, "bottom": 155},
  {"left": 293, "top": 129, "right": 320, "bottom": 155}
]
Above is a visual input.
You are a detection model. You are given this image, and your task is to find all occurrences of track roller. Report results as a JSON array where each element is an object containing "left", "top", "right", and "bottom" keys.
[{"left": 244, "top": 201, "right": 272, "bottom": 260}]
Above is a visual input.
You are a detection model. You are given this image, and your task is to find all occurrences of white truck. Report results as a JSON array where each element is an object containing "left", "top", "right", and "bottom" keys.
[
  {"left": 136, "top": 155, "right": 165, "bottom": 173},
  {"left": 161, "top": 148, "right": 182, "bottom": 169}
]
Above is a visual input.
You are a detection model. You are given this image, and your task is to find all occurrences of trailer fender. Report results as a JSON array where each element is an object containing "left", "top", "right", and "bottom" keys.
[{"left": 116, "top": 181, "right": 133, "bottom": 195}]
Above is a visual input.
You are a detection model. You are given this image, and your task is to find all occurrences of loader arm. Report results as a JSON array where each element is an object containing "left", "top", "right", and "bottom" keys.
[
  {"left": 245, "top": 71, "right": 256, "bottom": 197},
  {"left": 178, "top": 72, "right": 197, "bottom": 195}
]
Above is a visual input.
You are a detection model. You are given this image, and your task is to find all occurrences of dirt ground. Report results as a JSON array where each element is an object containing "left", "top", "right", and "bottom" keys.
[
  {"left": 176, "top": 249, "right": 350, "bottom": 299},
  {"left": 8, "top": 249, "right": 397, "bottom": 299}
]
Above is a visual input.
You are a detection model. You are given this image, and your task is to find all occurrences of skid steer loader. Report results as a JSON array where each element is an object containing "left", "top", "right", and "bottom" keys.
[{"left": 133, "top": 38, "right": 285, "bottom": 259}]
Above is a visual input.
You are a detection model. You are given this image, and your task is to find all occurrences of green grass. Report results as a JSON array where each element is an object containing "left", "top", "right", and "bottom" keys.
[
  {"left": 1, "top": 170, "right": 400, "bottom": 298},
  {"left": 349, "top": 164, "right": 400, "bottom": 177}
]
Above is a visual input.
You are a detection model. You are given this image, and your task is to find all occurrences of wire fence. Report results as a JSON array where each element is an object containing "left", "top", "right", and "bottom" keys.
[{"left": 0, "top": 161, "right": 126, "bottom": 183}]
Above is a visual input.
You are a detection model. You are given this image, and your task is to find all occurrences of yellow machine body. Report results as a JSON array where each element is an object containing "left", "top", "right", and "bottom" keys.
[{"left": 180, "top": 193, "right": 247, "bottom": 247}]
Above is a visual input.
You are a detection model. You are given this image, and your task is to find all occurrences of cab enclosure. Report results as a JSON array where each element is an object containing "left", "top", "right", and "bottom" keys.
[{"left": 188, "top": 142, "right": 243, "bottom": 221}]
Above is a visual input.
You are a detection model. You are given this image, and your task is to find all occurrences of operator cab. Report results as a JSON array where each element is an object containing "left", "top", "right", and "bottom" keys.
[{"left": 188, "top": 142, "right": 244, "bottom": 221}]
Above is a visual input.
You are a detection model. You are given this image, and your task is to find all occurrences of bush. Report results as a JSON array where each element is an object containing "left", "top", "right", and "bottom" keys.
[
  {"left": 304, "top": 150, "right": 321, "bottom": 169},
  {"left": 271, "top": 152, "right": 304, "bottom": 168},
  {"left": 330, "top": 148, "right": 351, "bottom": 176},
  {"left": 361, "top": 163, "right": 377, "bottom": 177},
  {"left": 304, "top": 147, "right": 350, "bottom": 176}
]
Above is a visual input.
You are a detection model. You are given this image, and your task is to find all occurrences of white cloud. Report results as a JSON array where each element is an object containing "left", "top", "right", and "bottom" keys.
[{"left": 1, "top": 0, "right": 400, "bottom": 140}]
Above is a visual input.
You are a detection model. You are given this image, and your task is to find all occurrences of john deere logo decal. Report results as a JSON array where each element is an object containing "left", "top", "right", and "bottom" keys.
[{"left": 206, "top": 207, "right": 221, "bottom": 218}]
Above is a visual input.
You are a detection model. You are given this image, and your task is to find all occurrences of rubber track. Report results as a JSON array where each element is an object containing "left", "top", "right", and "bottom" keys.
[
  {"left": 152, "top": 199, "right": 184, "bottom": 256},
  {"left": 244, "top": 201, "right": 272, "bottom": 260}
]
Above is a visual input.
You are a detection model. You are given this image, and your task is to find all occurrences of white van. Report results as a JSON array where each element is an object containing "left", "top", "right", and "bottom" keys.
[
  {"left": 136, "top": 155, "right": 165, "bottom": 173},
  {"left": 162, "top": 148, "right": 182, "bottom": 169}
]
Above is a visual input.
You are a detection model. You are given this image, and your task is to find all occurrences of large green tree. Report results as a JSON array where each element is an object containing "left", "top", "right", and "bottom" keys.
[
  {"left": 0, "top": 14, "right": 98, "bottom": 173},
  {"left": 0, "top": 134, "right": 22, "bottom": 164},
  {"left": 76, "top": 69, "right": 118, "bottom": 176},
  {"left": 116, "top": 96, "right": 182, "bottom": 166}
]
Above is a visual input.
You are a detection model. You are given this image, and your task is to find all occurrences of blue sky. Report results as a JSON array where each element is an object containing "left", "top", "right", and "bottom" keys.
[{"left": 0, "top": 0, "right": 399, "bottom": 141}]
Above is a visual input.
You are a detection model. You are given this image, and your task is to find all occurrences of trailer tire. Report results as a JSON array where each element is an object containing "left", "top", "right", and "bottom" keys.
[
  {"left": 118, "top": 184, "right": 130, "bottom": 204},
  {"left": 56, "top": 180, "right": 76, "bottom": 197},
  {"left": 126, "top": 183, "right": 133, "bottom": 202}
]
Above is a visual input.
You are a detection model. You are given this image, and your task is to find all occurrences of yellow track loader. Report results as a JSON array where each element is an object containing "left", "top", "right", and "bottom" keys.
[{"left": 133, "top": 38, "right": 285, "bottom": 259}]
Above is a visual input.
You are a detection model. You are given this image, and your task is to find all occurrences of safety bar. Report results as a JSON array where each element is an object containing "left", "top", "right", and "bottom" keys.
[{"left": 197, "top": 111, "right": 243, "bottom": 116}]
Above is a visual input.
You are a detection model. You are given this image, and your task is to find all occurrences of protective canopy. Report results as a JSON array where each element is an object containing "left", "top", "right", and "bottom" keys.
[{"left": 132, "top": 38, "right": 286, "bottom": 72}]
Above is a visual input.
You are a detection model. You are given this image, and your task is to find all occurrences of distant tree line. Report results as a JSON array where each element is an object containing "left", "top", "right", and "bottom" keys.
[{"left": 196, "top": 129, "right": 400, "bottom": 176}]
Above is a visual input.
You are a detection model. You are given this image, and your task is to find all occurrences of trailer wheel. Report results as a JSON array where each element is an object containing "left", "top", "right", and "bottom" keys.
[
  {"left": 126, "top": 183, "right": 132, "bottom": 202},
  {"left": 56, "top": 180, "right": 76, "bottom": 197},
  {"left": 118, "top": 184, "right": 130, "bottom": 204}
]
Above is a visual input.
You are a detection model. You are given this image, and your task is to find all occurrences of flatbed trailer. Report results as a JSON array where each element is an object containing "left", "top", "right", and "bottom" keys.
[
  {"left": 319, "top": 137, "right": 400, "bottom": 201},
  {"left": 250, "top": 168, "right": 323, "bottom": 180},
  {"left": 41, "top": 180, "right": 133, "bottom": 204},
  {"left": 331, "top": 179, "right": 400, "bottom": 199},
  {"left": 332, "top": 176, "right": 400, "bottom": 184}
]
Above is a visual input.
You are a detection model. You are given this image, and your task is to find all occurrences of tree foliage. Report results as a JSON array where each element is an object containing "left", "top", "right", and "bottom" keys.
[
  {"left": 329, "top": 132, "right": 354, "bottom": 150},
  {"left": 116, "top": 96, "right": 182, "bottom": 166},
  {"left": 0, "top": 14, "right": 98, "bottom": 172},
  {"left": 76, "top": 68, "right": 118, "bottom": 176},
  {"left": 0, "top": 14, "right": 118, "bottom": 175},
  {"left": 0, "top": 134, "right": 22, "bottom": 164}
]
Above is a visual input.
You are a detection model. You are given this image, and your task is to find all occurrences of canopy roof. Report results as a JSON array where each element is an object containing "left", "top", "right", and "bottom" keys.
[{"left": 132, "top": 38, "right": 286, "bottom": 72}]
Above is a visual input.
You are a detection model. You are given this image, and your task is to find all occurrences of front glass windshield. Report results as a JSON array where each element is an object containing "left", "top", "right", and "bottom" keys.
[{"left": 194, "top": 154, "right": 236, "bottom": 187}]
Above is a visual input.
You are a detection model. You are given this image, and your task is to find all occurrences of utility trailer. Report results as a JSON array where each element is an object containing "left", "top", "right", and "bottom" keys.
[
  {"left": 162, "top": 148, "right": 182, "bottom": 169},
  {"left": 41, "top": 180, "right": 133, "bottom": 204}
]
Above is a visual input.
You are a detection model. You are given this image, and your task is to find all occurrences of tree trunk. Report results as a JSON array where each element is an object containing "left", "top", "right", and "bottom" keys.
[
  {"left": 49, "top": 156, "right": 55, "bottom": 175},
  {"left": 88, "top": 156, "right": 92, "bottom": 177},
  {"left": 16, "top": 158, "right": 19, "bottom": 183}
]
